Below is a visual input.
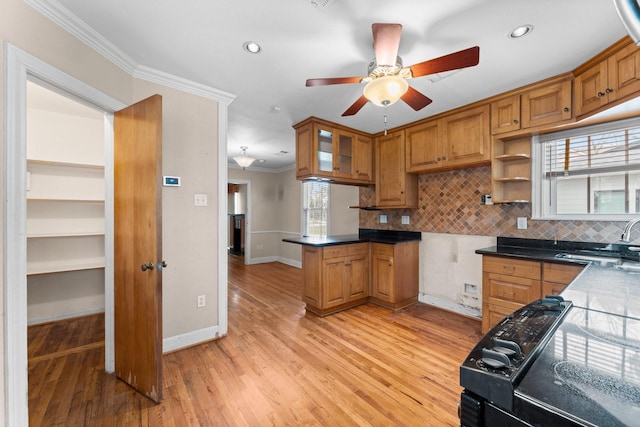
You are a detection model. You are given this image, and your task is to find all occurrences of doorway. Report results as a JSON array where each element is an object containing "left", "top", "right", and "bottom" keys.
[{"left": 227, "top": 179, "right": 251, "bottom": 264}]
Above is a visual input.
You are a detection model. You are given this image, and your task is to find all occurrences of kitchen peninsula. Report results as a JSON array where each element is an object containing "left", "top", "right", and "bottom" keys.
[{"left": 283, "top": 229, "right": 420, "bottom": 316}]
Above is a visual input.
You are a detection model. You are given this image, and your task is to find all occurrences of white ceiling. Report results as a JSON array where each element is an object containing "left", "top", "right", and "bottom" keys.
[{"left": 38, "top": 0, "right": 628, "bottom": 171}]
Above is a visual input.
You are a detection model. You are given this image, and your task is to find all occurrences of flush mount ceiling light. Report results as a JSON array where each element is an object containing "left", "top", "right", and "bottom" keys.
[
  {"left": 233, "top": 146, "right": 256, "bottom": 169},
  {"left": 362, "top": 75, "right": 409, "bottom": 107},
  {"left": 243, "top": 41, "right": 262, "bottom": 54},
  {"left": 509, "top": 25, "right": 534, "bottom": 39}
]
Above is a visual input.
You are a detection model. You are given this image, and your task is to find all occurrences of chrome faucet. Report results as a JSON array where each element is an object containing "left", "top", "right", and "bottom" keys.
[{"left": 621, "top": 218, "right": 640, "bottom": 242}]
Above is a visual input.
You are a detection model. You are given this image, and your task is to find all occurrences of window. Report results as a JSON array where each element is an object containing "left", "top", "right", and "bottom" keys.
[
  {"left": 303, "top": 181, "right": 330, "bottom": 236},
  {"left": 533, "top": 116, "right": 640, "bottom": 219}
]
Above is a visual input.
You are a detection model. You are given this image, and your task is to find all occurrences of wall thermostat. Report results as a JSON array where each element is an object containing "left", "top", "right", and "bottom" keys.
[{"left": 163, "top": 176, "right": 180, "bottom": 187}]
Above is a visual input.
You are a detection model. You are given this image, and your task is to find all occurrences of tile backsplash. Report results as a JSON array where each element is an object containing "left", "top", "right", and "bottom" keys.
[{"left": 359, "top": 166, "right": 630, "bottom": 243}]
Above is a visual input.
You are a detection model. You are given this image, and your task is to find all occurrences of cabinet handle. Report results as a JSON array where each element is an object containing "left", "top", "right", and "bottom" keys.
[
  {"left": 563, "top": 107, "right": 570, "bottom": 112},
  {"left": 157, "top": 260, "right": 167, "bottom": 271},
  {"left": 605, "top": 88, "right": 613, "bottom": 94},
  {"left": 442, "top": 156, "right": 447, "bottom": 161},
  {"left": 388, "top": 259, "right": 393, "bottom": 267},
  {"left": 437, "top": 157, "right": 441, "bottom": 161},
  {"left": 597, "top": 92, "right": 605, "bottom": 98},
  {"left": 513, "top": 119, "right": 519, "bottom": 124}
]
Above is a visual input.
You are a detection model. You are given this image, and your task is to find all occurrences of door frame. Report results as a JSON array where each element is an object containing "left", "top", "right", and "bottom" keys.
[
  {"left": 227, "top": 179, "right": 251, "bottom": 264},
  {"left": 4, "top": 44, "right": 125, "bottom": 426}
]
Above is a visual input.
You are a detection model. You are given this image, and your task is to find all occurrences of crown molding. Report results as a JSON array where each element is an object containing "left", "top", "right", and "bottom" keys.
[
  {"left": 25, "top": 0, "right": 236, "bottom": 105},
  {"left": 134, "top": 66, "right": 235, "bottom": 105}
]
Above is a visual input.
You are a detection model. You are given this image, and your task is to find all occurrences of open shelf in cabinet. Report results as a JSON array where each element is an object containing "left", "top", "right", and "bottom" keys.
[
  {"left": 27, "top": 234, "right": 105, "bottom": 275},
  {"left": 492, "top": 136, "right": 531, "bottom": 204}
]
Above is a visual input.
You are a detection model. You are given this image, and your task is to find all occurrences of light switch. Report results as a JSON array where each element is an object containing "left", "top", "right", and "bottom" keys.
[{"left": 194, "top": 194, "right": 208, "bottom": 207}]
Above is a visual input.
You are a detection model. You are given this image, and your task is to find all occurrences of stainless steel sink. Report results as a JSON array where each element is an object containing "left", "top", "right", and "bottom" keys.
[{"left": 555, "top": 253, "right": 622, "bottom": 267}]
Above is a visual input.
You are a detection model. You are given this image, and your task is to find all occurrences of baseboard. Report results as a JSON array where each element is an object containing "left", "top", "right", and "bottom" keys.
[
  {"left": 27, "top": 307, "right": 105, "bottom": 326},
  {"left": 249, "top": 256, "right": 301, "bottom": 268},
  {"left": 418, "top": 294, "right": 481, "bottom": 319},
  {"left": 163, "top": 325, "right": 223, "bottom": 353}
]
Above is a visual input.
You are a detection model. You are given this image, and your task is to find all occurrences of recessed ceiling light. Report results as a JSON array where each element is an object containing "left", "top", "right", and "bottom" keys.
[
  {"left": 509, "top": 25, "right": 533, "bottom": 39},
  {"left": 243, "top": 41, "right": 262, "bottom": 54}
]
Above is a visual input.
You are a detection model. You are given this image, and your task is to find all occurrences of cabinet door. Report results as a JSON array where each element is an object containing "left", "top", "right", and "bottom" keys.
[
  {"left": 484, "top": 272, "right": 540, "bottom": 308},
  {"left": 346, "top": 253, "right": 369, "bottom": 301},
  {"left": 376, "top": 130, "right": 417, "bottom": 208},
  {"left": 490, "top": 95, "right": 521, "bottom": 134},
  {"left": 295, "top": 122, "right": 313, "bottom": 178},
  {"left": 608, "top": 42, "right": 640, "bottom": 103},
  {"left": 353, "top": 134, "right": 374, "bottom": 182},
  {"left": 574, "top": 61, "right": 609, "bottom": 117},
  {"left": 323, "top": 257, "right": 347, "bottom": 308},
  {"left": 371, "top": 251, "right": 395, "bottom": 302},
  {"left": 334, "top": 130, "right": 354, "bottom": 179},
  {"left": 302, "top": 246, "right": 322, "bottom": 307},
  {"left": 405, "top": 120, "right": 441, "bottom": 173},
  {"left": 521, "top": 79, "right": 572, "bottom": 129},
  {"left": 442, "top": 104, "right": 490, "bottom": 168},
  {"left": 313, "top": 125, "right": 335, "bottom": 178}
]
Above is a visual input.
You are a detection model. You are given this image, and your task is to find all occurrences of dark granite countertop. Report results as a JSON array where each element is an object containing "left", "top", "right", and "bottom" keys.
[
  {"left": 476, "top": 237, "right": 640, "bottom": 265},
  {"left": 283, "top": 228, "right": 421, "bottom": 247}
]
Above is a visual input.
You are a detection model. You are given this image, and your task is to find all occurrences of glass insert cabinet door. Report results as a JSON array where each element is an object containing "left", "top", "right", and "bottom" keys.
[
  {"left": 315, "top": 127, "right": 354, "bottom": 177},
  {"left": 317, "top": 128, "right": 333, "bottom": 173}
]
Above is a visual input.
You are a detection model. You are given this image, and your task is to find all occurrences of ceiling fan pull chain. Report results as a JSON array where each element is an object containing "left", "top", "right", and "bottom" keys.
[{"left": 384, "top": 105, "right": 388, "bottom": 135}]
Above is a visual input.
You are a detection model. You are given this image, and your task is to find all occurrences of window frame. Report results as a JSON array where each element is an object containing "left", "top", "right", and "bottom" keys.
[{"left": 532, "top": 116, "right": 640, "bottom": 221}]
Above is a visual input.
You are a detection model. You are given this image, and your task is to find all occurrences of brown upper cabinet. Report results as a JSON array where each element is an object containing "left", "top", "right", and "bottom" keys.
[
  {"left": 490, "top": 76, "right": 573, "bottom": 135},
  {"left": 293, "top": 117, "right": 373, "bottom": 185},
  {"left": 406, "top": 104, "right": 490, "bottom": 173},
  {"left": 574, "top": 39, "right": 640, "bottom": 118},
  {"left": 375, "top": 129, "right": 418, "bottom": 208}
]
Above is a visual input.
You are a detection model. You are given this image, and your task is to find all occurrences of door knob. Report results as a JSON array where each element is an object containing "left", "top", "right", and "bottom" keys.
[
  {"left": 157, "top": 260, "right": 167, "bottom": 271},
  {"left": 141, "top": 262, "right": 155, "bottom": 271}
]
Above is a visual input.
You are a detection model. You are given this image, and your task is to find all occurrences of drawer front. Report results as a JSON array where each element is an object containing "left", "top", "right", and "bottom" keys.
[
  {"left": 323, "top": 245, "right": 349, "bottom": 259},
  {"left": 348, "top": 242, "right": 369, "bottom": 256},
  {"left": 483, "top": 256, "right": 541, "bottom": 280},
  {"left": 372, "top": 243, "right": 394, "bottom": 256},
  {"left": 485, "top": 273, "right": 540, "bottom": 305},
  {"left": 543, "top": 262, "right": 583, "bottom": 284}
]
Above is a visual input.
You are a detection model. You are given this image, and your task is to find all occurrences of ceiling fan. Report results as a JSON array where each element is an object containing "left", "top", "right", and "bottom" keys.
[{"left": 306, "top": 23, "right": 480, "bottom": 116}]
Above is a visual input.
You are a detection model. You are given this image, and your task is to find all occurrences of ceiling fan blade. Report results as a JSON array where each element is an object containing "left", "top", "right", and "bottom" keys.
[
  {"left": 409, "top": 46, "right": 480, "bottom": 78},
  {"left": 372, "top": 23, "right": 403, "bottom": 66},
  {"left": 401, "top": 86, "right": 433, "bottom": 111},
  {"left": 342, "top": 95, "right": 369, "bottom": 116},
  {"left": 306, "top": 77, "right": 364, "bottom": 87}
]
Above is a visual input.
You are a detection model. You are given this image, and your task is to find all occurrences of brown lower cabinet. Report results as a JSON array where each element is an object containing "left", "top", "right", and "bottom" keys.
[
  {"left": 481, "top": 255, "right": 584, "bottom": 333},
  {"left": 301, "top": 241, "right": 419, "bottom": 316}
]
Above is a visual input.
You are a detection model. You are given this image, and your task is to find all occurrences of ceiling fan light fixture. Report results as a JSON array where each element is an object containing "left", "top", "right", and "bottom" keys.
[
  {"left": 233, "top": 146, "right": 256, "bottom": 169},
  {"left": 363, "top": 75, "right": 409, "bottom": 107}
]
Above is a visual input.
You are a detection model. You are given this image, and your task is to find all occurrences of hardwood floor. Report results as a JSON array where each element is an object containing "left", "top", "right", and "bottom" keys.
[{"left": 28, "top": 256, "right": 483, "bottom": 426}]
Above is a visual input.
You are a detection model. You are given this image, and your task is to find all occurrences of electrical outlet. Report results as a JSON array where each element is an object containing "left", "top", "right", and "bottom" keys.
[
  {"left": 197, "top": 295, "right": 206, "bottom": 308},
  {"left": 517, "top": 217, "right": 528, "bottom": 230},
  {"left": 380, "top": 214, "right": 387, "bottom": 224},
  {"left": 401, "top": 216, "right": 410, "bottom": 225}
]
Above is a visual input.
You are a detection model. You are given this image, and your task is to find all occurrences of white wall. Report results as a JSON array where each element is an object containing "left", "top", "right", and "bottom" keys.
[{"left": 419, "top": 232, "right": 495, "bottom": 318}]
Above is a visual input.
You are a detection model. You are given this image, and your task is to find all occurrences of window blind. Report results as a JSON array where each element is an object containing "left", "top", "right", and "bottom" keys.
[{"left": 542, "top": 117, "right": 640, "bottom": 177}]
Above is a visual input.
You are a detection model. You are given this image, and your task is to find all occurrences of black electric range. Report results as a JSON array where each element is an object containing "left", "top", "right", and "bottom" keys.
[{"left": 460, "top": 264, "right": 640, "bottom": 427}]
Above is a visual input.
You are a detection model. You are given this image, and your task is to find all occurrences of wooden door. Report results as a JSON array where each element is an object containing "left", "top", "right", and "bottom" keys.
[
  {"left": 114, "top": 94, "right": 163, "bottom": 402},
  {"left": 323, "top": 257, "right": 347, "bottom": 308},
  {"left": 353, "top": 134, "right": 373, "bottom": 183}
]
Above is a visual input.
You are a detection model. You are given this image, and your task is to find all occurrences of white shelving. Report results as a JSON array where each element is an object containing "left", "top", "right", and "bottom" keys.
[{"left": 26, "top": 82, "right": 105, "bottom": 277}]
